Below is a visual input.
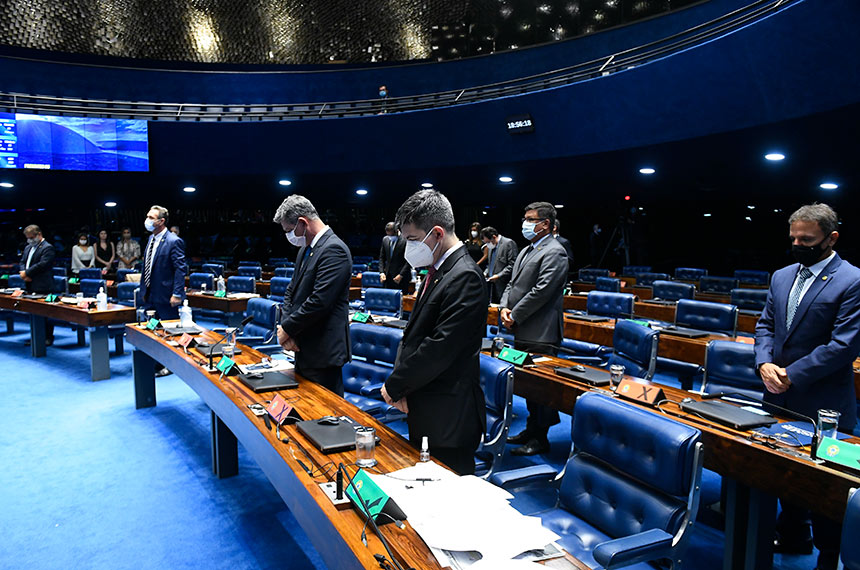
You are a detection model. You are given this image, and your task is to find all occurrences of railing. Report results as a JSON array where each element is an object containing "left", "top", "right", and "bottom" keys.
[{"left": 0, "top": 0, "right": 796, "bottom": 122}]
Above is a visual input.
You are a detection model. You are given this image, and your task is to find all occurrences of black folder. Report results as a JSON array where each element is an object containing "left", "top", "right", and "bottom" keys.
[
  {"left": 567, "top": 314, "right": 611, "bottom": 323},
  {"left": 237, "top": 370, "right": 298, "bottom": 393},
  {"left": 679, "top": 399, "right": 778, "bottom": 430},
  {"left": 554, "top": 365, "right": 612, "bottom": 386},
  {"left": 660, "top": 326, "right": 711, "bottom": 338},
  {"left": 297, "top": 416, "right": 374, "bottom": 453}
]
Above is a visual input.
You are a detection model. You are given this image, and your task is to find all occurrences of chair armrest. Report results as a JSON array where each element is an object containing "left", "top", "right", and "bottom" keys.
[
  {"left": 489, "top": 464, "right": 559, "bottom": 489},
  {"left": 238, "top": 335, "right": 266, "bottom": 345},
  {"left": 252, "top": 345, "right": 286, "bottom": 355},
  {"left": 592, "top": 528, "right": 674, "bottom": 569},
  {"left": 359, "top": 382, "right": 384, "bottom": 398}
]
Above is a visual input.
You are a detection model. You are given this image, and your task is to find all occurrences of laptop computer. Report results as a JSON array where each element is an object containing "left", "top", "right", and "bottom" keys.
[
  {"left": 660, "top": 326, "right": 712, "bottom": 338},
  {"left": 566, "top": 314, "right": 611, "bottom": 323},
  {"left": 237, "top": 370, "right": 298, "bottom": 393},
  {"left": 554, "top": 365, "right": 612, "bottom": 386},
  {"left": 679, "top": 399, "right": 778, "bottom": 430},
  {"left": 195, "top": 343, "right": 243, "bottom": 357},
  {"left": 297, "top": 415, "right": 376, "bottom": 453}
]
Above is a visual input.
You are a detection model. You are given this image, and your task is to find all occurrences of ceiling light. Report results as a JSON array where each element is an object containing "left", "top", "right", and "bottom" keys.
[
  {"left": 279, "top": 179, "right": 292, "bottom": 186},
  {"left": 819, "top": 182, "right": 839, "bottom": 190},
  {"left": 183, "top": 186, "right": 196, "bottom": 193},
  {"left": 498, "top": 176, "right": 513, "bottom": 183},
  {"left": 703, "top": 213, "right": 712, "bottom": 217},
  {"left": 639, "top": 167, "right": 655, "bottom": 175},
  {"left": 764, "top": 153, "right": 785, "bottom": 161},
  {"left": 105, "top": 201, "right": 117, "bottom": 207},
  {"left": 356, "top": 189, "right": 368, "bottom": 196},
  {"left": 554, "top": 204, "right": 564, "bottom": 208},
  {"left": 0, "top": 182, "right": 13, "bottom": 188},
  {"left": 421, "top": 182, "right": 434, "bottom": 188},
  {"left": 747, "top": 205, "right": 755, "bottom": 209},
  {"left": 745, "top": 216, "right": 752, "bottom": 221}
]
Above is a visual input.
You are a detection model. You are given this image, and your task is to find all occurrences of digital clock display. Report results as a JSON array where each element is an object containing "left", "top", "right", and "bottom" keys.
[{"left": 506, "top": 114, "right": 535, "bottom": 134}]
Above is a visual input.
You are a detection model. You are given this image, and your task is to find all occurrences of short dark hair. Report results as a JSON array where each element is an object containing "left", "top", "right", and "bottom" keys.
[
  {"left": 789, "top": 203, "right": 839, "bottom": 235},
  {"left": 481, "top": 226, "right": 499, "bottom": 239},
  {"left": 395, "top": 190, "right": 455, "bottom": 234},
  {"left": 384, "top": 221, "right": 396, "bottom": 234},
  {"left": 554, "top": 219, "right": 561, "bottom": 232},
  {"left": 121, "top": 227, "right": 131, "bottom": 233},
  {"left": 23, "top": 224, "right": 41, "bottom": 236},
  {"left": 525, "top": 202, "right": 556, "bottom": 231}
]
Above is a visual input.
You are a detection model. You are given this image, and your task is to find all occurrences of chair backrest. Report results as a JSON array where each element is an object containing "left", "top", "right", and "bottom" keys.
[
  {"left": 361, "top": 271, "right": 384, "bottom": 289},
  {"left": 352, "top": 263, "right": 368, "bottom": 275},
  {"left": 189, "top": 272, "right": 215, "bottom": 290},
  {"left": 354, "top": 255, "right": 374, "bottom": 265},
  {"left": 622, "top": 265, "right": 651, "bottom": 275},
  {"left": 52, "top": 276, "right": 68, "bottom": 294},
  {"left": 80, "top": 278, "right": 106, "bottom": 297},
  {"left": 7, "top": 275, "right": 25, "bottom": 288},
  {"left": 560, "top": 393, "right": 702, "bottom": 542},
  {"left": 268, "top": 277, "right": 291, "bottom": 302},
  {"left": 702, "top": 340, "right": 763, "bottom": 401},
  {"left": 607, "top": 319, "right": 659, "bottom": 379},
  {"left": 586, "top": 291, "right": 635, "bottom": 318},
  {"left": 676, "top": 299, "right": 738, "bottom": 336},
  {"left": 699, "top": 276, "right": 739, "bottom": 294},
  {"left": 237, "top": 266, "right": 263, "bottom": 280},
  {"left": 202, "top": 263, "right": 224, "bottom": 277},
  {"left": 117, "top": 281, "right": 140, "bottom": 303},
  {"left": 52, "top": 267, "right": 68, "bottom": 277},
  {"left": 635, "top": 272, "right": 670, "bottom": 288},
  {"left": 227, "top": 275, "right": 256, "bottom": 293},
  {"left": 238, "top": 260, "right": 261, "bottom": 267},
  {"left": 842, "top": 488, "right": 860, "bottom": 570},
  {"left": 350, "top": 322, "right": 402, "bottom": 364},
  {"left": 594, "top": 276, "right": 620, "bottom": 292},
  {"left": 79, "top": 267, "right": 102, "bottom": 280},
  {"left": 116, "top": 268, "right": 139, "bottom": 282},
  {"left": 364, "top": 288, "right": 402, "bottom": 317},
  {"left": 734, "top": 269, "right": 770, "bottom": 286},
  {"left": 274, "top": 267, "right": 295, "bottom": 278},
  {"left": 675, "top": 267, "right": 708, "bottom": 281},
  {"left": 730, "top": 288, "right": 768, "bottom": 311},
  {"left": 578, "top": 268, "right": 610, "bottom": 283},
  {"left": 652, "top": 280, "right": 695, "bottom": 301},
  {"left": 268, "top": 257, "right": 291, "bottom": 267},
  {"left": 476, "top": 353, "right": 514, "bottom": 479},
  {"left": 242, "top": 298, "right": 279, "bottom": 341}
]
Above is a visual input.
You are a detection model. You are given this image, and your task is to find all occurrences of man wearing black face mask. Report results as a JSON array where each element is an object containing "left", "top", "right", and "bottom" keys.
[{"left": 755, "top": 203, "right": 860, "bottom": 570}]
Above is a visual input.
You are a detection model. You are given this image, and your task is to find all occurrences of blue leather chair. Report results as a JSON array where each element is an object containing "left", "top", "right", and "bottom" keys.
[
  {"left": 578, "top": 268, "right": 610, "bottom": 283},
  {"left": 622, "top": 265, "right": 651, "bottom": 275},
  {"left": 226, "top": 276, "right": 256, "bottom": 294},
  {"left": 268, "top": 257, "right": 292, "bottom": 268},
  {"left": 239, "top": 260, "right": 261, "bottom": 267},
  {"left": 52, "top": 267, "right": 68, "bottom": 277},
  {"left": 595, "top": 277, "right": 621, "bottom": 292},
  {"left": 702, "top": 340, "right": 763, "bottom": 402},
  {"left": 202, "top": 263, "right": 224, "bottom": 277},
  {"left": 730, "top": 288, "right": 768, "bottom": 312},
  {"left": 635, "top": 272, "right": 670, "bottom": 288},
  {"left": 607, "top": 319, "right": 659, "bottom": 379},
  {"left": 475, "top": 354, "right": 514, "bottom": 480},
  {"left": 268, "top": 277, "right": 291, "bottom": 303},
  {"left": 116, "top": 269, "right": 139, "bottom": 282},
  {"left": 675, "top": 267, "right": 707, "bottom": 281},
  {"left": 52, "top": 276, "right": 68, "bottom": 295},
  {"left": 116, "top": 282, "right": 140, "bottom": 307},
  {"left": 189, "top": 272, "right": 214, "bottom": 291},
  {"left": 274, "top": 267, "right": 295, "bottom": 278},
  {"left": 675, "top": 299, "right": 738, "bottom": 337},
  {"left": 352, "top": 263, "right": 368, "bottom": 275},
  {"left": 79, "top": 267, "right": 102, "bottom": 280},
  {"left": 587, "top": 291, "right": 635, "bottom": 319},
  {"left": 652, "top": 280, "right": 695, "bottom": 302},
  {"left": 361, "top": 271, "right": 384, "bottom": 289},
  {"left": 237, "top": 266, "right": 262, "bottom": 280},
  {"left": 842, "top": 488, "right": 860, "bottom": 570},
  {"left": 734, "top": 269, "right": 770, "bottom": 286},
  {"left": 365, "top": 288, "right": 402, "bottom": 318},
  {"left": 698, "top": 276, "right": 738, "bottom": 295},
  {"left": 492, "top": 392, "right": 703, "bottom": 570},
  {"left": 80, "top": 279, "right": 107, "bottom": 297},
  {"left": 237, "top": 298, "right": 281, "bottom": 351},
  {"left": 342, "top": 323, "right": 405, "bottom": 421},
  {"left": 7, "top": 275, "right": 25, "bottom": 289}
]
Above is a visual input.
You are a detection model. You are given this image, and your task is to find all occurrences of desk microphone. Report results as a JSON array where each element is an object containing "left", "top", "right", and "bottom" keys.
[
  {"left": 701, "top": 391, "right": 820, "bottom": 457},
  {"left": 205, "top": 315, "right": 254, "bottom": 370}
]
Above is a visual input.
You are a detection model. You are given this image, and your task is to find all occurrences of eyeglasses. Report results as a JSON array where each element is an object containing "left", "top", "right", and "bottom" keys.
[{"left": 522, "top": 217, "right": 546, "bottom": 223}]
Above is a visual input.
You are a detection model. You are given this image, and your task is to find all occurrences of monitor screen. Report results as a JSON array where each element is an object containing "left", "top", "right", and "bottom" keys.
[{"left": 0, "top": 113, "right": 149, "bottom": 172}]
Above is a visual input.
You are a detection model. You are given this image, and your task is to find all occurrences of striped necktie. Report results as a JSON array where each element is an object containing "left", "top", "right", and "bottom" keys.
[
  {"left": 786, "top": 266, "right": 813, "bottom": 328},
  {"left": 143, "top": 237, "right": 155, "bottom": 288}
]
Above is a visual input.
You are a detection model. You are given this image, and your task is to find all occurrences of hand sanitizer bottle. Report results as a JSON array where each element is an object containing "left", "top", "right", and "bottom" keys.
[
  {"left": 179, "top": 300, "right": 193, "bottom": 327},
  {"left": 96, "top": 287, "right": 108, "bottom": 311}
]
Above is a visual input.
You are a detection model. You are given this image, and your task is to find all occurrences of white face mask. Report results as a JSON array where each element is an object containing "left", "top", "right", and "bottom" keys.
[
  {"left": 79, "top": 239, "right": 88, "bottom": 245},
  {"left": 285, "top": 220, "right": 307, "bottom": 247},
  {"left": 27, "top": 237, "right": 38, "bottom": 246},
  {"left": 144, "top": 218, "right": 156, "bottom": 232},
  {"left": 404, "top": 229, "right": 439, "bottom": 268},
  {"left": 470, "top": 230, "right": 478, "bottom": 238},
  {"left": 484, "top": 241, "right": 496, "bottom": 250}
]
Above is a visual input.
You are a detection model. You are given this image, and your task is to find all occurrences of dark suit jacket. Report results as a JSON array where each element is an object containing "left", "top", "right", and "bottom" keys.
[
  {"left": 139, "top": 230, "right": 187, "bottom": 318},
  {"left": 487, "top": 236, "right": 518, "bottom": 302},
  {"left": 384, "top": 246, "right": 487, "bottom": 450},
  {"left": 20, "top": 239, "right": 56, "bottom": 293},
  {"left": 281, "top": 228, "right": 352, "bottom": 370},
  {"left": 379, "top": 235, "right": 411, "bottom": 292},
  {"left": 755, "top": 253, "right": 860, "bottom": 429},
  {"left": 555, "top": 234, "right": 575, "bottom": 274}
]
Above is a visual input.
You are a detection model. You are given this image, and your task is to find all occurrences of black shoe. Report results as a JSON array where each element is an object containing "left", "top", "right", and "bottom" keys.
[
  {"left": 155, "top": 367, "right": 173, "bottom": 377},
  {"left": 511, "top": 439, "right": 550, "bottom": 456},
  {"left": 45, "top": 338, "right": 53, "bottom": 346},
  {"left": 773, "top": 533, "right": 813, "bottom": 555},
  {"left": 507, "top": 430, "right": 532, "bottom": 445}
]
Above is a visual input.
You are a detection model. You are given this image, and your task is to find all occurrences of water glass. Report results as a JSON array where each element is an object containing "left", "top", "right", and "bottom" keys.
[
  {"left": 355, "top": 426, "right": 377, "bottom": 468},
  {"left": 609, "top": 364, "right": 625, "bottom": 390},
  {"left": 817, "top": 409, "right": 841, "bottom": 440}
]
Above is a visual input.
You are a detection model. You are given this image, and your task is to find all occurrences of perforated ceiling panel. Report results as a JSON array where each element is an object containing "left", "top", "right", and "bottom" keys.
[{"left": 0, "top": 0, "right": 694, "bottom": 64}]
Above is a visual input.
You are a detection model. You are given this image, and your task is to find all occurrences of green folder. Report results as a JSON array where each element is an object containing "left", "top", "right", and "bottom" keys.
[
  {"left": 146, "top": 318, "right": 161, "bottom": 330},
  {"left": 217, "top": 355, "right": 235, "bottom": 374},
  {"left": 344, "top": 469, "right": 389, "bottom": 519}
]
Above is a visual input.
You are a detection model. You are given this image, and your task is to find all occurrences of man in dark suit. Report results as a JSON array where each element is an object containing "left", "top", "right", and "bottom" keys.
[
  {"left": 379, "top": 221, "right": 411, "bottom": 293},
  {"left": 275, "top": 195, "right": 352, "bottom": 396},
  {"left": 139, "top": 205, "right": 187, "bottom": 321},
  {"left": 480, "top": 226, "right": 518, "bottom": 304},
  {"left": 553, "top": 220, "right": 575, "bottom": 277},
  {"left": 381, "top": 190, "right": 487, "bottom": 475},
  {"left": 755, "top": 203, "right": 860, "bottom": 570},
  {"left": 20, "top": 224, "right": 56, "bottom": 343},
  {"left": 501, "top": 202, "right": 568, "bottom": 456}
]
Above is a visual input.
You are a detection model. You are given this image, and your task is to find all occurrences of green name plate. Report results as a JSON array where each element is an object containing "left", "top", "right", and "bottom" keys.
[
  {"left": 214, "top": 290, "right": 227, "bottom": 298},
  {"left": 0, "top": 274, "right": 8, "bottom": 280},
  {"left": 44, "top": 294, "right": 58, "bottom": 303},
  {"left": 216, "top": 355, "right": 235, "bottom": 374},
  {"left": 351, "top": 312, "right": 371, "bottom": 323},
  {"left": 69, "top": 277, "right": 79, "bottom": 284},
  {"left": 146, "top": 318, "right": 161, "bottom": 330},
  {"left": 344, "top": 468, "right": 389, "bottom": 519},
  {"left": 497, "top": 346, "right": 532, "bottom": 366},
  {"left": 817, "top": 436, "right": 860, "bottom": 470}
]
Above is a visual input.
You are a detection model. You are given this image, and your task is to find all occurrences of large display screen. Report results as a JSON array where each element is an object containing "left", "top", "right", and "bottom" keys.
[{"left": 0, "top": 113, "right": 148, "bottom": 171}]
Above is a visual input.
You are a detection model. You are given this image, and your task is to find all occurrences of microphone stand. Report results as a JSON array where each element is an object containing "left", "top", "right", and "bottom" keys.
[{"left": 202, "top": 315, "right": 253, "bottom": 371}]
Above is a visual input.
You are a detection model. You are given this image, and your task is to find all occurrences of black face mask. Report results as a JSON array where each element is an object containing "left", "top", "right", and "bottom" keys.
[{"left": 792, "top": 238, "right": 829, "bottom": 267}]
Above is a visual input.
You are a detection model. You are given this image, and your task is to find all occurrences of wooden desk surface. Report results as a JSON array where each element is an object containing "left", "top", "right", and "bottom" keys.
[
  {"left": 511, "top": 353, "right": 860, "bottom": 522},
  {"left": 185, "top": 291, "right": 251, "bottom": 313},
  {"left": 0, "top": 293, "right": 135, "bottom": 327}
]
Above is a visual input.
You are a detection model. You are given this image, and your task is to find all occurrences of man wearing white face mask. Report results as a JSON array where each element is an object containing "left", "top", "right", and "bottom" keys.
[
  {"left": 381, "top": 190, "right": 487, "bottom": 475},
  {"left": 139, "top": 205, "right": 187, "bottom": 321},
  {"left": 480, "top": 226, "right": 518, "bottom": 304},
  {"left": 501, "top": 202, "right": 568, "bottom": 456},
  {"left": 274, "top": 195, "right": 352, "bottom": 396}
]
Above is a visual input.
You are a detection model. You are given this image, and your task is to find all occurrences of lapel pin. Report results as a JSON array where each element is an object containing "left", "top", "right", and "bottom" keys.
[{"left": 822, "top": 276, "right": 828, "bottom": 281}]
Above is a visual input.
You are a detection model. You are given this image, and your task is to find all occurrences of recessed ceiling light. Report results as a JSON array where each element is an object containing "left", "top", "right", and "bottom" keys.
[
  {"left": 279, "top": 179, "right": 292, "bottom": 186},
  {"left": 554, "top": 204, "right": 564, "bottom": 208},
  {"left": 105, "top": 201, "right": 117, "bottom": 207},
  {"left": 482, "top": 210, "right": 488, "bottom": 215},
  {"left": 356, "top": 189, "right": 368, "bottom": 196},
  {"left": 498, "top": 176, "right": 513, "bottom": 183},
  {"left": 639, "top": 167, "right": 655, "bottom": 175},
  {"left": 819, "top": 182, "right": 839, "bottom": 190},
  {"left": 703, "top": 213, "right": 712, "bottom": 217},
  {"left": 421, "top": 182, "right": 434, "bottom": 188},
  {"left": 747, "top": 205, "right": 755, "bottom": 209},
  {"left": 745, "top": 216, "right": 752, "bottom": 221},
  {"left": 183, "top": 186, "right": 196, "bottom": 193},
  {"left": 764, "top": 153, "right": 785, "bottom": 161},
  {"left": 0, "top": 182, "right": 13, "bottom": 188}
]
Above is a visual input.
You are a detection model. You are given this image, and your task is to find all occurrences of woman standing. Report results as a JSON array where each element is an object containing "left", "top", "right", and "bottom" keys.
[
  {"left": 71, "top": 233, "right": 95, "bottom": 274},
  {"left": 94, "top": 229, "right": 115, "bottom": 275},
  {"left": 463, "top": 221, "right": 488, "bottom": 268}
]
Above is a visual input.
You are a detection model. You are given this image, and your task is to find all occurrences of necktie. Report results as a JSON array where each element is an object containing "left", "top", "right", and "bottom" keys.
[
  {"left": 143, "top": 237, "right": 155, "bottom": 288},
  {"left": 786, "top": 266, "right": 814, "bottom": 328},
  {"left": 389, "top": 236, "right": 396, "bottom": 259},
  {"left": 488, "top": 246, "right": 498, "bottom": 275},
  {"left": 421, "top": 266, "right": 437, "bottom": 297},
  {"left": 26, "top": 242, "right": 37, "bottom": 269}
]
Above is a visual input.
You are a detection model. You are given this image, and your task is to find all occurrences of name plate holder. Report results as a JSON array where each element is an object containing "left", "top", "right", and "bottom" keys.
[
  {"left": 214, "top": 290, "right": 227, "bottom": 298},
  {"left": 616, "top": 378, "right": 665, "bottom": 407},
  {"left": 44, "top": 294, "right": 59, "bottom": 303},
  {"left": 817, "top": 437, "right": 860, "bottom": 469},
  {"left": 145, "top": 318, "right": 162, "bottom": 331},
  {"left": 497, "top": 346, "right": 533, "bottom": 366},
  {"left": 351, "top": 312, "right": 372, "bottom": 323}
]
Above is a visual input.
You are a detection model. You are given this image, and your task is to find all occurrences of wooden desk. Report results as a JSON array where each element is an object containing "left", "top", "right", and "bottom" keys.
[
  {"left": 0, "top": 294, "right": 136, "bottom": 380},
  {"left": 511, "top": 354, "right": 860, "bottom": 570},
  {"left": 185, "top": 292, "right": 251, "bottom": 326}
]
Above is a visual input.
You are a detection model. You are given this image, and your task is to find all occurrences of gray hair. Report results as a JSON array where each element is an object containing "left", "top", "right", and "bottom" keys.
[
  {"left": 789, "top": 203, "right": 839, "bottom": 235},
  {"left": 273, "top": 195, "right": 319, "bottom": 226},
  {"left": 395, "top": 190, "right": 455, "bottom": 234},
  {"left": 149, "top": 205, "right": 169, "bottom": 222},
  {"left": 525, "top": 201, "right": 557, "bottom": 231}
]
